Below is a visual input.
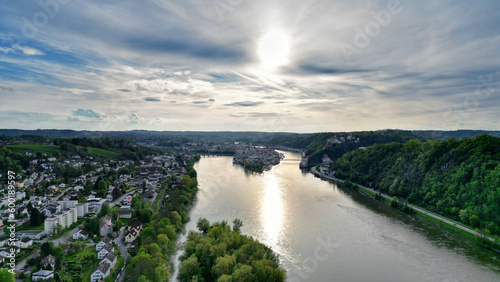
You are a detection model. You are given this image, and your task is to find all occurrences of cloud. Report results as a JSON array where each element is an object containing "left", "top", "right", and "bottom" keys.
[
  {"left": 16, "top": 46, "right": 45, "bottom": 56},
  {"left": 72, "top": 109, "right": 103, "bottom": 118},
  {"left": 0, "top": 1, "right": 499, "bottom": 131},
  {"left": 0, "top": 45, "right": 45, "bottom": 56},
  {"left": 144, "top": 97, "right": 161, "bottom": 102},
  {"left": 0, "top": 86, "right": 14, "bottom": 92},
  {"left": 128, "top": 113, "right": 148, "bottom": 125},
  {"left": 224, "top": 101, "right": 264, "bottom": 107},
  {"left": 248, "top": 112, "right": 279, "bottom": 118}
]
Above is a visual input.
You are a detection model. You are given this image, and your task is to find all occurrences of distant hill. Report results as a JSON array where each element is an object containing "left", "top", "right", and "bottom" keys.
[
  {"left": 1, "top": 129, "right": 500, "bottom": 161},
  {"left": 264, "top": 130, "right": 500, "bottom": 165}
]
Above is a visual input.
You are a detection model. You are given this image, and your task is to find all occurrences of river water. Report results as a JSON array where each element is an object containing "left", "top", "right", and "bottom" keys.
[{"left": 171, "top": 151, "right": 500, "bottom": 281}]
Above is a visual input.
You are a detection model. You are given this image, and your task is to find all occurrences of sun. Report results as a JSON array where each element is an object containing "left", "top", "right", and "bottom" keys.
[{"left": 257, "top": 29, "right": 290, "bottom": 69}]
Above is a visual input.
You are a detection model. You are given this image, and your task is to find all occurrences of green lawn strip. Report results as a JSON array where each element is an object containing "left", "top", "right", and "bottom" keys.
[
  {"left": 5, "top": 144, "right": 120, "bottom": 159},
  {"left": 418, "top": 212, "right": 476, "bottom": 240},
  {"left": 82, "top": 262, "right": 97, "bottom": 282},
  {"left": 80, "top": 146, "right": 120, "bottom": 159},
  {"left": 416, "top": 206, "right": 470, "bottom": 229},
  {"left": 6, "top": 144, "right": 63, "bottom": 156},
  {"left": 66, "top": 247, "right": 95, "bottom": 263},
  {"left": 125, "top": 186, "right": 139, "bottom": 193},
  {"left": 18, "top": 222, "right": 44, "bottom": 231},
  {"left": 116, "top": 256, "right": 124, "bottom": 270}
]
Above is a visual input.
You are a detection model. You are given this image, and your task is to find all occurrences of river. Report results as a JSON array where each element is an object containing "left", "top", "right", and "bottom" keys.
[{"left": 171, "top": 151, "right": 500, "bottom": 281}]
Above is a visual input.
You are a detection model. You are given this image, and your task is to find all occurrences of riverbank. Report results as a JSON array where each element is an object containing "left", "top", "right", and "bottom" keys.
[{"left": 310, "top": 167, "right": 500, "bottom": 246}]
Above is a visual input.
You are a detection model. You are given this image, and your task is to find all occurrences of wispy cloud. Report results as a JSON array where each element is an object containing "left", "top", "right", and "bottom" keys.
[
  {"left": 0, "top": 0, "right": 498, "bottom": 132},
  {"left": 72, "top": 109, "right": 103, "bottom": 118}
]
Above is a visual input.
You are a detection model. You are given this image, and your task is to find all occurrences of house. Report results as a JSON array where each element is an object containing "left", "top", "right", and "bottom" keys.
[
  {"left": 90, "top": 261, "right": 111, "bottom": 282},
  {"left": 124, "top": 230, "right": 138, "bottom": 243},
  {"left": 32, "top": 270, "right": 55, "bottom": 281},
  {"left": 72, "top": 230, "right": 89, "bottom": 240},
  {"left": 99, "top": 215, "right": 113, "bottom": 237},
  {"left": 16, "top": 237, "right": 33, "bottom": 248},
  {"left": 0, "top": 236, "right": 8, "bottom": 247},
  {"left": 17, "top": 230, "right": 45, "bottom": 240},
  {"left": 41, "top": 254, "right": 56, "bottom": 269},
  {"left": 97, "top": 244, "right": 114, "bottom": 260},
  {"left": 0, "top": 247, "right": 20, "bottom": 257},
  {"left": 127, "top": 221, "right": 142, "bottom": 233},
  {"left": 322, "top": 154, "right": 331, "bottom": 164},
  {"left": 101, "top": 250, "right": 117, "bottom": 268},
  {"left": 117, "top": 210, "right": 132, "bottom": 219},
  {"left": 96, "top": 236, "right": 112, "bottom": 251}
]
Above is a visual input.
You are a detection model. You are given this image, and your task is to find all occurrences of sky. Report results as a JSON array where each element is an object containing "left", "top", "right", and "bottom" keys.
[{"left": 0, "top": 0, "right": 499, "bottom": 133}]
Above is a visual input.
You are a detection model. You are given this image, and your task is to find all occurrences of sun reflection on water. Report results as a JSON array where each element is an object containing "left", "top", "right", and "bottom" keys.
[{"left": 260, "top": 169, "right": 285, "bottom": 247}]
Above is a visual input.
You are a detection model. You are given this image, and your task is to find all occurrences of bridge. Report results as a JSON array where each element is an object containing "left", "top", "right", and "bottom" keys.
[{"left": 282, "top": 158, "right": 301, "bottom": 161}]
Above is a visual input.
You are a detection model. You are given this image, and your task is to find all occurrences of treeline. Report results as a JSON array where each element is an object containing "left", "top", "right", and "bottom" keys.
[
  {"left": 178, "top": 219, "right": 286, "bottom": 282},
  {"left": 301, "top": 131, "right": 426, "bottom": 165},
  {"left": 332, "top": 135, "right": 500, "bottom": 236},
  {"left": 124, "top": 155, "right": 200, "bottom": 282},
  {"left": 52, "top": 137, "right": 162, "bottom": 160}
]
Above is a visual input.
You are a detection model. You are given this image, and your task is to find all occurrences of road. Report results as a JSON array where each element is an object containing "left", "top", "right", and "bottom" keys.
[
  {"left": 114, "top": 226, "right": 128, "bottom": 282},
  {"left": 310, "top": 167, "right": 499, "bottom": 244},
  {"left": 15, "top": 248, "right": 39, "bottom": 273},
  {"left": 15, "top": 188, "right": 137, "bottom": 275}
]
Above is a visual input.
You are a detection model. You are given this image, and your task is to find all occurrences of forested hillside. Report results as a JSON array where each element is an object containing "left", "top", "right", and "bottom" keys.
[
  {"left": 1, "top": 136, "right": 162, "bottom": 162},
  {"left": 332, "top": 135, "right": 500, "bottom": 236}
]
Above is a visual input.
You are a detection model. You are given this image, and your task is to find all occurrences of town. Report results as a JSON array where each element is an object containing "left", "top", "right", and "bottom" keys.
[
  {"left": 0, "top": 136, "right": 286, "bottom": 281},
  {"left": 0, "top": 140, "right": 198, "bottom": 281}
]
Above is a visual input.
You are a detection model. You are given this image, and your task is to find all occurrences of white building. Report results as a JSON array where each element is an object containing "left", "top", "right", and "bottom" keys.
[
  {"left": 16, "top": 237, "right": 33, "bottom": 248},
  {"left": 97, "top": 244, "right": 114, "bottom": 260},
  {"left": 72, "top": 230, "right": 89, "bottom": 240},
  {"left": 44, "top": 207, "right": 78, "bottom": 234},
  {"left": 32, "top": 270, "right": 54, "bottom": 281},
  {"left": 76, "top": 202, "right": 89, "bottom": 218},
  {"left": 91, "top": 261, "right": 111, "bottom": 282},
  {"left": 96, "top": 237, "right": 112, "bottom": 251}
]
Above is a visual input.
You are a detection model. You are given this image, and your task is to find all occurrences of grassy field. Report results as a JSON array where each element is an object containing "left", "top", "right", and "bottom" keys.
[
  {"left": 67, "top": 246, "right": 96, "bottom": 263},
  {"left": 18, "top": 222, "right": 44, "bottom": 231},
  {"left": 81, "top": 146, "right": 120, "bottom": 159},
  {"left": 6, "top": 144, "right": 120, "bottom": 159},
  {"left": 6, "top": 144, "right": 63, "bottom": 156}
]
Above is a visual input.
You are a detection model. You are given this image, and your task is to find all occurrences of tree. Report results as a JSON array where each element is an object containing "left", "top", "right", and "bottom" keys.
[
  {"left": 233, "top": 218, "right": 243, "bottom": 233},
  {"left": 0, "top": 269, "right": 14, "bottom": 282},
  {"left": 232, "top": 265, "right": 254, "bottom": 282},
  {"left": 459, "top": 209, "right": 469, "bottom": 223},
  {"left": 197, "top": 218, "right": 210, "bottom": 234},
  {"left": 469, "top": 215, "right": 481, "bottom": 228},
  {"left": 99, "top": 203, "right": 110, "bottom": 218},
  {"left": 30, "top": 207, "right": 44, "bottom": 227},
  {"left": 178, "top": 256, "right": 202, "bottom": 282},
  {"left": 41, "top": 242, "right": 54, "bottom": 257},
  {"left": 55, "top": 223, "right": 63, "bottom": 234},
  {"left": 112, "top": 186, "right": 122, "bottom": 200},
  {"left": 154, "top": 264, "right": 170, "bottom": 281},
  {"left": 213, "top": 255, "right": 236, "bottom": 277},
  {"left": 218, "top": 275, "right": 232, "bottom": 282}
]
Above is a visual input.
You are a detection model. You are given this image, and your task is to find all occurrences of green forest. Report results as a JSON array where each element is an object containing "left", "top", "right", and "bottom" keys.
[
  {"left": 178, "top": 219, "right": 286, "bottom": 282},
  {"left": 332, "top": 135, "right": 500, "bottom": 237},
  {"left": 124, "top": 156, "right": 200, "bottom": 281}
]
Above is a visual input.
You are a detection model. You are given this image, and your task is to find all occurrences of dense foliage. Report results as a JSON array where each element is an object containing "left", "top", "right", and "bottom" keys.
[
  {"left": 333, "top": 135, "right": 500, "bottom": 236},
  {"left": 124, "top": 155, "right": 200, "bottom": 282},
  {"left": 178, "top": 219, "right": 286, "bottom": 282}
]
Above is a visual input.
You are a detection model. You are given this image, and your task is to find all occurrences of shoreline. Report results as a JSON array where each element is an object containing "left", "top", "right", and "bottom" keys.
[{"left": 309, "top": 167, "right": 500, "bottom": 246}]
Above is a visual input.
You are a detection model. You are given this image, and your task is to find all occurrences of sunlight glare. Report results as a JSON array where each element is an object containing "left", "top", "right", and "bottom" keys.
[{"left": 257, "top": 29, "right": 290, "bottom": 69}]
